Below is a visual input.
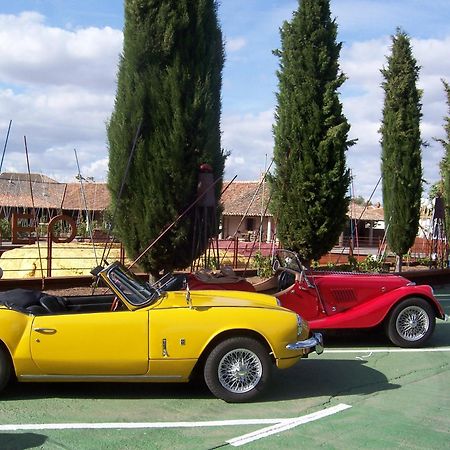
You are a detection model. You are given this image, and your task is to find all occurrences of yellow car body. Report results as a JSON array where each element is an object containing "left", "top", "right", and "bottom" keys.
[{"left": 0, "top": 262, "right": 323, "bottom": 402}]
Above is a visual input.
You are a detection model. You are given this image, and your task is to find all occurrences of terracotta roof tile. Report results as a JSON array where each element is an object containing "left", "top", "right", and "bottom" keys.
[
  {"left": 1, "top": 172, "right": 58, "bottom": 183},
  {"left": 0, "top": 173, "right": 66, "bottom": 209},
  {"left": 0, "top": 173, "right": 109, "bottom": 212},
  {"left": 221, "top": 181, "right": 272, "bottom": 216},
  {"left": 348, "top": 202, "right": 385, "bottom": 221},
  {"left": 0, "top": 173, "right": 385, "bottom": 221},
  {"left": 62, "top": 183, "right": 110, "bottom": 211},
  {"left": 221, "top": 180, "right": 385, "bottom": 220}
]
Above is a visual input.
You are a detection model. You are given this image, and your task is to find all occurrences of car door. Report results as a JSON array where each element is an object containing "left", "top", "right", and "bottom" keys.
[
  {"left": 30, "top": 309, "right": 149, "bottom": 375},
  {"left": 277, "top": 277, "right": 322, "bottom": 321}
]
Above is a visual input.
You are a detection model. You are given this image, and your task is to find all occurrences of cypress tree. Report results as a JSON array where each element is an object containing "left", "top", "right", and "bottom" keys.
[
  {"left": 271, "top": 0, "right": 353, "bottom": 264},
  {"left": 380, "top": 29, "right": 422, "bottom": 272},
  {"left": 107, "top": 0, "right": 225, "bottom": 275},
  {"left": 436, "top": 80, "right": 450, "bottom": 240}
]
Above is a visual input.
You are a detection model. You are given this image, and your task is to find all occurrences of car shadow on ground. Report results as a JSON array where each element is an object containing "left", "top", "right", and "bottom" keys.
[
  {"left": 0, "top": 432, "right": 47, "bottom": 450},
  {"left": 320, "top": 320, "right": 450, "bottom": 348},
  {"left": 265, "top": 358, "right": 400, "bottom": 402},
  {"left": 2, "top": 358, "right": 399, "bottom": 404}
]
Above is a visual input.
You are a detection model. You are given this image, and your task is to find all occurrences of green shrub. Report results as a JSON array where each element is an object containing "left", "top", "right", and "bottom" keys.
[
  {"left": 253, "top": 252, "right": 273, "bottom": 278},
  {"left": 0, "top": 218, "right": 11, "bottom": 240}
]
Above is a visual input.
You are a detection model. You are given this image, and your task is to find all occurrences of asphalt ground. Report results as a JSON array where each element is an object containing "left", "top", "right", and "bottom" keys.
[{"left": 0, "top": 297, "right": 449, "bottom": 450}]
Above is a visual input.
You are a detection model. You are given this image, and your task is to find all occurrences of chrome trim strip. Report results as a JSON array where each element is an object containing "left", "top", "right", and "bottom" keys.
[
  {"left": 18, "top": 374, "right": 183, "bottom": 381},
  {"left": 286, "top": 332, "right": 324, "bottom": 355}
]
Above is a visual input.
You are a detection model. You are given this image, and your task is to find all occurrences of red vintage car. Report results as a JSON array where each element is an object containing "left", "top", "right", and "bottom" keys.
[{"left": 188, "top": 250, "right": 448, "bottom": 348}]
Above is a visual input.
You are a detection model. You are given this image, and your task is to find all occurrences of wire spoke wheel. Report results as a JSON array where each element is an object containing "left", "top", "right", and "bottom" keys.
[
  {"left": 203, "top": 336, "right": 272, "bottom": 402},
  {"left": 396, "top": 305, "right": 429, "bottom": 341},
  {"left": 218, "top": 348, "right": 262, "bottom": 394},
  {"left": 386, "top": 298, "right": 435, "bottom": 347}
]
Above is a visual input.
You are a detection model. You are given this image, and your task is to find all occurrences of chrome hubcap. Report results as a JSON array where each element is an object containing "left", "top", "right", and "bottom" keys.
[
  {"left": 396, "top": 306, "right": 429, "bottom": 341},
  {"left": 218, "top": 348, "right": 262, "bottom": 393}
]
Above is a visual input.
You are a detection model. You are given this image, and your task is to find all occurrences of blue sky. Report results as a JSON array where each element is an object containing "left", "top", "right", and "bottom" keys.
[{"left": 0, "top": 0, "right": 449, "bottom": 203}]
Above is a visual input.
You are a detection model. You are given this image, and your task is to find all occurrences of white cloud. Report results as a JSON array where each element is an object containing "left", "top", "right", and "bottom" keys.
[
  {"left": 0, "top": 12, "right": 120, "bottom": 182},
  {"left": 341, "top": 38, "right": 389, "bottom": 93},
  {"left": 222, "top": 109, "right": 274, "bottom": 181},
  {"left": 0, "top": 5, "right": 448, "bottom": 208},
  {"left": 226, "top": 37, "right": 247, "bottom": 53},
  {"left": 0, "top": 12, "right": 122, "bottom": 90},
  {"left": 221, "top": 29, "right": 450, "bottom": 203},
  {"left": 339, "top": 34, "right": 450, "bottom": 202}
]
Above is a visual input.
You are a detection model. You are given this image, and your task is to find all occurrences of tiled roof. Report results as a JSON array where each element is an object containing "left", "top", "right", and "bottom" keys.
[
  {"left": 62, "top": 183, "right": 110, "bottom": 211},
  {"left": 348, "top": 202, "right": 385, "bottom": 221},
  {"left": 221, "top": 180, "right": 385, "bottom": 220},
  {"left": 0, "top": 173, "right": 66, "bottom": 209},
  {"left": 1, "top": 172, "right": 58, "bottom": 183},
  {"left": 0, "top": 173, "right": 109, "bottom": 211},
  {"left": 221, "top": 181, "right": 272, "bottom": 217},
  {"left": 0, "top": 173, "right": 385, "bottom": 220}
]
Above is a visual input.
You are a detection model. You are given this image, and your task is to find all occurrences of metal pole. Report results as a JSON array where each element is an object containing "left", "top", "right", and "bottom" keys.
[
  {"left": 0, "top": 119, "right": 12, "bottom": 173},
  {"left": 24, "top": 136, "right": 45, "bottom": 287},
  {"left": 74, "top": 149, "right": 98, "bottom": 265},
  {"left": 100, "top": 119, "right": 143, "bottom": 266}
]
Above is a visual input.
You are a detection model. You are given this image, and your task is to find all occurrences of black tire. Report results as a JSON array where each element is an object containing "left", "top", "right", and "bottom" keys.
[
  {"left": 386, "top": 298, "right": 435, "bottom": 347},
  {"left": 203, "top": 337, "right": 272, "bottom": 403},
  {"left": 0, "top": 345, "right": 12, "bottom": 392}
]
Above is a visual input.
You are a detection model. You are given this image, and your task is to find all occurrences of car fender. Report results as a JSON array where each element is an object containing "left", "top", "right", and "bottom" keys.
[
  {"left": 309, "top": 284, "right": 443, "bottom": 330},
  {"left": 0, "top": 309, "right": 35, "bottom": 374},
  {"left": 148, "top": 306, "right": 301, "bottom": 362}
]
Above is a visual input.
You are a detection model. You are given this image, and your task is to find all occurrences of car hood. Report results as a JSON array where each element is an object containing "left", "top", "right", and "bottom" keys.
[{"left": 154, "top": 289, "right": 282, "bottom": 310}]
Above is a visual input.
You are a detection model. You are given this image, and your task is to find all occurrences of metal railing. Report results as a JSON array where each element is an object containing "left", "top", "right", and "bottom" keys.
[{"left": 0, "top": 235, "right": 444, "bottom": 281}]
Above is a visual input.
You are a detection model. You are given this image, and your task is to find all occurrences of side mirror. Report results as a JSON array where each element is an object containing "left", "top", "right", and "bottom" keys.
[{"left": 0, "top": 267, "right": 3, "bottom": 279}]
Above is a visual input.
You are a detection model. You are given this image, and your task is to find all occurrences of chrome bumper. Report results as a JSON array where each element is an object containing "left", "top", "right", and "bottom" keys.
[{"left": 286, "top": 332, "right": 323, "bottom": 355}]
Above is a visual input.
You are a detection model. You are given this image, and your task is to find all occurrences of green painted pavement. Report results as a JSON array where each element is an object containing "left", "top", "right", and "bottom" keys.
[{"left": 0, "top": 314, "right": 449, "bottom": 449}]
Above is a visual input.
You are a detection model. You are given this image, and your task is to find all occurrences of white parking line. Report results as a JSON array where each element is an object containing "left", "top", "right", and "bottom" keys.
[
  {"left": 227, "top": 403, "right": 352, "bottom": 447},
  {"left": 0, "top": 405, "right": 351, "bottom": 433},
  {"left": 0, "top": 419, "right": 288, "bottom": 432}
]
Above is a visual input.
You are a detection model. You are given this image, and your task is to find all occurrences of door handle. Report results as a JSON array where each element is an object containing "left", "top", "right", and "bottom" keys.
[{"left": 33, "top": 328, "right": 57, "bottom": 334}]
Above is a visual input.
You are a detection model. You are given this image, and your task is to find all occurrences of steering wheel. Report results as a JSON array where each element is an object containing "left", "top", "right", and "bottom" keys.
[{"left": 278, "top": 270, "right": 295, "bottom": 291}]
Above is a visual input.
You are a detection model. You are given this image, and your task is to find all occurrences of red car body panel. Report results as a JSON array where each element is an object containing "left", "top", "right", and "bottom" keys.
[
  {"left": 279, "top": 279, "right": 442, "bottom": 330},
  {"left": 189, "top": 250, "right": 445, "bottom": 333}
]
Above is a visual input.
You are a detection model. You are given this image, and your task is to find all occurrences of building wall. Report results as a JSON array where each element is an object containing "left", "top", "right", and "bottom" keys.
[{"left": 221, "top": 215, "right": 274, "bottom": 242}]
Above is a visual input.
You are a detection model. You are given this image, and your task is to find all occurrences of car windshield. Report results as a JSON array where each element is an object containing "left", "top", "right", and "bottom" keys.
[
  {"left": 106, "top": 263, "right": 159, "bottom": 307},
  {"left": 276, "top": 250, "right": 303, "bottom": 272}
]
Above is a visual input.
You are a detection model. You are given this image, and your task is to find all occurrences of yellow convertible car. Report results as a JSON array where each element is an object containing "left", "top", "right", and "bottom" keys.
[{"left": 0, "top": 262, "right": 323, "bottom": 402}]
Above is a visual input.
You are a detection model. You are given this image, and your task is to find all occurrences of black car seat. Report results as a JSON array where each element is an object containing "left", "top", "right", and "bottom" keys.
[
  {"left": 26, "top": 304, "right": 48, "bottom": 315},
  {"left": 39, "top": 295, "right": 68, "bottom": 314}
]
